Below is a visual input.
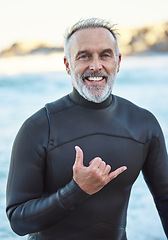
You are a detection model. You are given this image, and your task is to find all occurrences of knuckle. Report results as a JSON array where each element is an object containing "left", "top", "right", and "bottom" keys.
[
  {"left": 89, "top": 168, "right": 101, "bottom": 177},
  {"left": 106, "top": 164, "right": 111, "bottom": 171},
  {"left": 73, "top": 164, "right": 76, "bottom": 169},
  {"left": 97, "top": 172, "right": 102, "bottom": 180},
  {"left": 97, "top": 173, "right": 107, "bottom": 185},
  {"left": 113, "top": 170, "right": 118, "bottom": 178},
  {"left": 73, "top": 165, "right": 78, "bottom": 172},
  {"left": 102, "top": 161, "right": 106, "bottom": 166},
  {"left": 90, "top": 167, "right": 98, "bottom": 175},
  {"left": 96, "top": 157, "right": 102, "bottom": 163},
  {"left": 101, "top": 177, "right": 107, "bottom": 185},
  {"left": 113, "top": 173, "right": 118, "bottom": 178}
]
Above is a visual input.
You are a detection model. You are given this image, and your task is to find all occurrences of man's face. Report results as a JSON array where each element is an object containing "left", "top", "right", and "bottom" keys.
[{"left": 64, "top": 27, "right": 121, "bottom": 103}]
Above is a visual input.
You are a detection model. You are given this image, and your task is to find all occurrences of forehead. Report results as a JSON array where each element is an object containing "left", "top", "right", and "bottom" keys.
[{"left": 68, "top": 27, "right": 117, "bottom": 54}]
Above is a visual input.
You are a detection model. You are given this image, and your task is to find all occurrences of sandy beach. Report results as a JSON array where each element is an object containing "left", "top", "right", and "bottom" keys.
[{"left": 0, "top": 53, "right": 65, "bottom": 75}]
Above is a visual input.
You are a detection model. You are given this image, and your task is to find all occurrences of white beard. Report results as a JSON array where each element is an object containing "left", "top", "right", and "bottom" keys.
[{"left": 70, "top": 71, "right": 117, "bottom": 103}]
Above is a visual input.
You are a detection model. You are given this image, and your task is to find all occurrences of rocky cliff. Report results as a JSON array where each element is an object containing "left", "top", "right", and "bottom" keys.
[
  {"left": 0, "top": 22, "right": 167, "bottom": 57},
  {"left": 119, "top": 22, "right": 168, "bottom": 55},
  {"left": 0, "top": 41, "right": 64, "bottom": 57}
]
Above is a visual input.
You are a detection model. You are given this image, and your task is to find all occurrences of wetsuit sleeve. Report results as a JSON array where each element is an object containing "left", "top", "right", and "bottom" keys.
[
  {"left": 154, "top": 194, "right": 168, "bottom": 238},
  {"left": 6, "top": 109, "right": 89, "bottom": 236},
  {"left": 142, "top": 112, "right": 168, "bottom": 237}
]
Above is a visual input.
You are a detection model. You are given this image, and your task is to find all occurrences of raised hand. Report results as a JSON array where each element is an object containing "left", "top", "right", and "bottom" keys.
[{"left": 73, "top": 146, "right": 127, "bottom": 195}]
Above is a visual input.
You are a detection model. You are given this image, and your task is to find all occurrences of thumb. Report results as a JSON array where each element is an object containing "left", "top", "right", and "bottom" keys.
[{"left": 74, "top": 146, "right": 84, "bottom": 166}]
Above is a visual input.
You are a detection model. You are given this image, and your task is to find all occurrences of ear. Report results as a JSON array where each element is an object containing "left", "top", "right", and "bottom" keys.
[
  {"left": 64, "top": 56, "right": 71, "bottom": 75},
  {"left": 117, "top": 54, "right": 121, "bottom": 73}
]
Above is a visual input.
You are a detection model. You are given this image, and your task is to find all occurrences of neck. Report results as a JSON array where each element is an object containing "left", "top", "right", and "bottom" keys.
[{"left": 69, "top": 88, "right": 112, "bottom": 109}]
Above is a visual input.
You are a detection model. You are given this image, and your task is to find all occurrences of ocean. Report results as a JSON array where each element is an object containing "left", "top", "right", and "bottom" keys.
[{"left": 0, "top": 54, "right": 168, "bottom": 240}]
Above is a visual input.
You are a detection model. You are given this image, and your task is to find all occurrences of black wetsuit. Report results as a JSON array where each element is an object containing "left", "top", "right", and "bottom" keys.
[{"left": 6, "top": 88, "right": 168, "bottom": 239}]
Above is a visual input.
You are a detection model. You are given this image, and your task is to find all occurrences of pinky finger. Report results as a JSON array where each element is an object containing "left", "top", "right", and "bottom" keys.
[{"left": 109, "top": 166, "right": 127, "bottom": 180}]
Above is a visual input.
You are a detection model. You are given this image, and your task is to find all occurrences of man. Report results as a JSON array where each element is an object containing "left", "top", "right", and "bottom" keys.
[{"left": 6, "top": 18, "right": 168, "bottom": 240}]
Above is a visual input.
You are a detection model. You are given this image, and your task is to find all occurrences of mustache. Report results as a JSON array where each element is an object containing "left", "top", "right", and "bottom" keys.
[{"left": 81, "top": 71, "right": 108, "bottom": 80}]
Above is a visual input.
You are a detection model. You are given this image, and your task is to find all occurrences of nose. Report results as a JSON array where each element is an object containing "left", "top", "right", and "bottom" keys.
[{"left": 89, "top": 56, "right": 102, "bottom": 71}]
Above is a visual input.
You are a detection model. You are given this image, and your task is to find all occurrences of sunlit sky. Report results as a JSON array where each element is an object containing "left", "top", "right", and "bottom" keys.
[{"left": 0, "top": 0, "right": 168, "bottom": 51}]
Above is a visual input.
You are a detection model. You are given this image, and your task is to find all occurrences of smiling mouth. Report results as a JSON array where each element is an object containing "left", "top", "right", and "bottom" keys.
[
  {"left": 86, "top": 76, "right": 104, "bottom": 82},
  {"left": 85, "top": 76, "right": 105, "bottom": 82},
  {"left": 81, "top": 72, "right": 108, "bottom": 83}
]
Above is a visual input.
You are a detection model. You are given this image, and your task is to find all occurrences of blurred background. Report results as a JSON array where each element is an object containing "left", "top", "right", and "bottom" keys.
[{"left": 0, "top": 0, "right": 168, "bottom": 239}]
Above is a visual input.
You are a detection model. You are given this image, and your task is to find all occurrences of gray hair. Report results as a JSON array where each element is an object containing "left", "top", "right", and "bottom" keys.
[{"left": 64, "top": 18, "right": 120, "bottom": 60}]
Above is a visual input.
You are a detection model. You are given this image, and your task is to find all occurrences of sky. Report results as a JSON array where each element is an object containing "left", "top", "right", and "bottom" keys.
[{"left": 0, "top": 0, "right": 168, "bottom": 51}]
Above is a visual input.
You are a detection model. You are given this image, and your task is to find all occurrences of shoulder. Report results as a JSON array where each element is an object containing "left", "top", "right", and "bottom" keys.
[
  {"left": 45, "top": 94, "right": 76, "bottom": 114},
  {"left": 23, "top": 107, "right": 48, "bottom": 129},
  {"left": 114, "top": 94, "right": 144, "bottom": 110},
  {"left": 114, "top": 94, "right": 156, "bottom": 119},
  {"left": 21, "top": 93, "right": 75, "bottom": 132},
  {"left": 15, "top": 107, "right": 49, "bottom": 145},
  {"left": 113, "top": 95, "right": 162, "bottom": 138}
]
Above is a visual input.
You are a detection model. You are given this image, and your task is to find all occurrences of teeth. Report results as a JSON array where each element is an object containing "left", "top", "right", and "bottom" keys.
[{"left": 87, "top": 77, "right": 104, "bottom": 81}]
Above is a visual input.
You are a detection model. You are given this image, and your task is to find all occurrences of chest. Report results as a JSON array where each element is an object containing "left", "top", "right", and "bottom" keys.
[
  {"left": 45, "top": 132, "right": 148, "bottom": 194},
  {"left": 45, "top": 105, "right": 149, "bottom": 193}
]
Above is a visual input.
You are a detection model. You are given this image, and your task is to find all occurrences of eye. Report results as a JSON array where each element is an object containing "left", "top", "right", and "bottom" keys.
[
  {"left": 76, "top": 54, "right": 88, "bottom": 60},
  {"left": 80, "top": 55, "right": 88, "bottom": 59},
  {"left": 101, "top": 53, "right": 110, "bottom": 58},
  {"left": 77, "top": 54, "right": 91, "bottom": 61}
]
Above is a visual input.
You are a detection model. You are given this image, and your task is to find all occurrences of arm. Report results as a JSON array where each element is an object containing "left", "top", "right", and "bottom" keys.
[
  {"left": 6, "top": 110, "right": 89, "bottom": 236},
  {"left": 154, "top": 194, "right": 168, "bottom": 238},
  {"left": 142, "top": 113, "right": 168, "bottom": 237},
  {"left": 6, "top": 110, "right": 127, "bottom": 236}
]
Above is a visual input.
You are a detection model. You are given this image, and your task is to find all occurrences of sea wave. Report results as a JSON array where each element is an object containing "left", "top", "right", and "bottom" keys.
[{"left": 0, "top": 54, "right": 168, "bottom": 240}]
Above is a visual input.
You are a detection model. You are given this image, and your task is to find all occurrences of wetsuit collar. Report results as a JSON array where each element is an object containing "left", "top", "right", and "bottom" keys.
[{"left": 69, "top": 88, "right": 112, "bottom": 109}]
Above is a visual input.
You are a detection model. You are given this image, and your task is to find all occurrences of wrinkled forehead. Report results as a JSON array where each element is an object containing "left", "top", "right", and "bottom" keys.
[{"left": 68, "top": 27, "right": 117, "bottom": 53}]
